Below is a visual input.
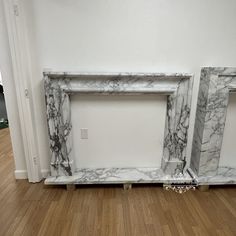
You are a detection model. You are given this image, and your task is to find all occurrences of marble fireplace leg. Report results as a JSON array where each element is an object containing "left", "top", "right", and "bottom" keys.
[
  {"left": 45, "top": 76, "right": 75, "bottom": 176},
  {"left": 161, "top": 78, "right": 192, "bottom": 175},
  {"left": 190, "top": 68, "right": 236, "bottom": 178}
]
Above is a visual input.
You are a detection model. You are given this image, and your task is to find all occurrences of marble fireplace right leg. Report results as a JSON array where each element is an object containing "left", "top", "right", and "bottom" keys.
[{"left": 161, "top": 78, "right": 193, "bottom": 175}]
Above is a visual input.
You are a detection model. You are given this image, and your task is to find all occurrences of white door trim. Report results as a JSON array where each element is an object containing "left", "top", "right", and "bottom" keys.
[{"left": 3, "top": 0, "right": 42, "bottom": 182}]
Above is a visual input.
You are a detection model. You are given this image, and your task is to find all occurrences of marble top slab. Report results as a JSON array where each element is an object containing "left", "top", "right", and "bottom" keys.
[
  {"left": 43, "top": 71, "right": 193, "bottom": 78},
  {"left": 45, "top": 167, "right": 193, "bottom": 185}
]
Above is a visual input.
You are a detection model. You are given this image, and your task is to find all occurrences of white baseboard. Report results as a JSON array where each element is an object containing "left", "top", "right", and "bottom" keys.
[
  {"left": 14, "top": 169, "right": 50, "bottom": 180},
  {"left": 14, "top": 170, "right": 28, "bottom": 179}
]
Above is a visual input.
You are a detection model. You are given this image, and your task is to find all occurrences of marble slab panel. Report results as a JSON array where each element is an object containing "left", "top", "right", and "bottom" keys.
[
  {"left": 188, "top": 167, "right": 236, "bottom": 185},
  {"left": 191, "top": 68, "right": 236, "bottom": 177},
  {"left": 45, "top": 167, "right": 193, "bottom": 185}
]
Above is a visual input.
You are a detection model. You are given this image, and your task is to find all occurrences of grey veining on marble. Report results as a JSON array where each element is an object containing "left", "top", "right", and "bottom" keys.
[
  {"left": 195, "top": 167, "right": 236, "bottom": 185},
  {"left": 44, "top": 72, "right": 193, "bottom": 178},
  {"left": 45, "top": 167, "right": 192, "bottom": 185},
  {"left": 191, "top": 67, "right": 236, "bottom": 178},
  {"left": 45, "top": 77, "right": 74, "bottom": 176},
  {"left": 45, "top": 72, "right": 191, "bottom": 94},
  {"left": 162, "top": 77, "right": 193, "bottom": 175}
]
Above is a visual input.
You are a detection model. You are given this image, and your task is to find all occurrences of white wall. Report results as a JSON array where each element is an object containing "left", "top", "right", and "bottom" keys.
[
  {"left": 6, "top": 0, "right": 236, "bottom": 175},
  {"left": 72, "top": 94, "right": 166, "bottom": 168}
]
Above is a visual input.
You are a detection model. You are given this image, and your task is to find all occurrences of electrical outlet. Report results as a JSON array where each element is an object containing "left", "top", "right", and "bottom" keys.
[{"left": 81, "top": 128, "right": 88, "bottom": 139}]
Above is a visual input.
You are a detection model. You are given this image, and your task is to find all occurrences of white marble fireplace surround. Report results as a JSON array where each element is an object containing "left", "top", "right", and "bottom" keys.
[
  {"left": 191, "top": 67, "right": 236, "bottom": 185},
  {"left": 44, "top": 72, "right": 194, "bottom": 185}
]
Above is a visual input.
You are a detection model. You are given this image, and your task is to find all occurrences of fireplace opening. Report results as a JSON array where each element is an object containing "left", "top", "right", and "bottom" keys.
[{"left": 71, "top": 94, "right": 166, "bottom": 169}]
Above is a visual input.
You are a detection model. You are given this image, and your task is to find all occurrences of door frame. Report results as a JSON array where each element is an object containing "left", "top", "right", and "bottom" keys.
[{"left": 3, "top": 0, "right": 42, "bottom": 182}]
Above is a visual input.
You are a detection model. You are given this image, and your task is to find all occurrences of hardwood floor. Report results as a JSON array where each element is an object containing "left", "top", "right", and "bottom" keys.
[{"left": 0, "top": 128, "right": 236, "bottom": 236}]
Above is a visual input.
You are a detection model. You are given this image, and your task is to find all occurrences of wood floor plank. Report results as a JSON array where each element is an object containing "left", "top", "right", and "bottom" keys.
[{"left": 0, "top": 128, "right": 236, "bottom": 236}]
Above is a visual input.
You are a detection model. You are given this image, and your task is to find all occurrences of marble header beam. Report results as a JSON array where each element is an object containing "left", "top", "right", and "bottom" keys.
[
  {"left": 44, "top": 72, "right": 193, "bottom": 178},
  {"left": 43, "top": 72, "right": 191, "bottom": 94},
  {"left": 191, "top": 67, "right": 236, "bottom": 177}
]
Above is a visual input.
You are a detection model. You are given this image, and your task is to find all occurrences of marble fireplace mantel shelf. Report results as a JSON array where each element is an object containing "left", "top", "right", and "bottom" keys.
[
  {"left": 44, "top": 167, "right": 193, "bottom": 185},
  {"left": 44, "top": 72, "right": 194, "bottom": 95},
  {"left": 43, "top": 71, "right": 193, "bottom": 78}
]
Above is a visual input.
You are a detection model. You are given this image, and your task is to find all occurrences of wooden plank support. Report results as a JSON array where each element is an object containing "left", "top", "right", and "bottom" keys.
[
  {"left": 198, "top": 185, "right": 209, "bottom": 192},
  {"left": 123, "top": 183, "right": 132, "bottom": 190},
  {"left": 66, "top": 184, "right": 76, "bottom": 191}
]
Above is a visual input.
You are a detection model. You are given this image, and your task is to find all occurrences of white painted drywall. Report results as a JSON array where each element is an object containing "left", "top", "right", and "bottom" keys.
[
  {"left": 2, "top": 0, "right": 236, "bottom": 176},
  {"left": 71, "top": 95, "right": 166, "bottom": 168}
]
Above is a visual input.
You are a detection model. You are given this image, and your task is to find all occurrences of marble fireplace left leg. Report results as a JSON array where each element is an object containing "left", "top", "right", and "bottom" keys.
[
  {"left": 45, "top": 75, "right": 75, "bottom": 176},
  {"left": 161, "top": 77, "right": 193, "bottom": 176}
]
